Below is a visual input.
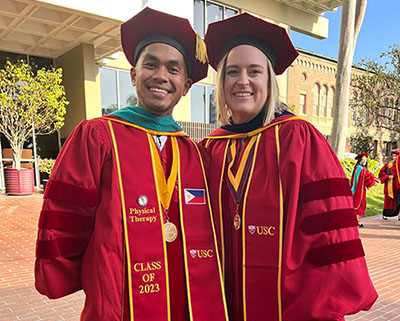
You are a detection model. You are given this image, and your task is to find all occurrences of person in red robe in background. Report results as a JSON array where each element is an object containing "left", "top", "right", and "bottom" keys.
[
  {"left": 202, "top": 13, "right": 377, "bottom": 321},
  {"left": 350, "top": 153, "right": 377, "bottom": 227},
  {"left": 379, "top": 150, "right": 400, "bottom": 220},
  {"left": 34, "top": 8, "right": 228, "bottom": 321}
]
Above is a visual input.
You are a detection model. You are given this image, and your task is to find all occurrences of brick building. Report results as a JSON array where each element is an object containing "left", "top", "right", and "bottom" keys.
[{"left": 288, "top": 48, "right": 398, "bottom": 162}]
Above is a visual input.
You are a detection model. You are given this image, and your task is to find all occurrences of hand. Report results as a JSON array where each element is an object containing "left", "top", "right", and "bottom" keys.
[{"left": 389, "top": 175, "right": 394, "bottom": 179}]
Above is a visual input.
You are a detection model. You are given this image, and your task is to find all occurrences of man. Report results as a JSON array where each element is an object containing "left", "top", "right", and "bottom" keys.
[
  {"left": 35, "top": 8, "right": 228, "bottom": 321},
  {"left": 379, "top": 150, "right": 400, "bottom": 220}
]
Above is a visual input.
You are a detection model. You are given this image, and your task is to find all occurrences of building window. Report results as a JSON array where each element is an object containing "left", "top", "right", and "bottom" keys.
[
  {"left": 383, "top": 142, "right": 398, "bottom": 157},
  {"left": 327, "top": 87, "right": 334, "bottom": 118},
  {"left": 351, "top": 108, "right": 357, "bottom": 122},
  {"left": 313, "top": 83, "right": 320, "bottom": 115},
  {"left": 100, "top": 67, "right": 137, "bottom": 115},
  {"left": 194, "top": 0, "right": 239, "bottom": 37},
  {"left": 190, "top": 84, "right": 217, "bottom": 124},
  {"left": 300, "top": 94, "right": 306, "bottom": 115},
  {"left": 385, "top": 142, "right": 393, "bottom": 157},
  {"left": 364, "top": 109, "right": 369, "bottom": 123},
  {"left": 301, "top": 72, "right": 307, "bottom": 81},
  {"left": 320, "top": 85, "right": 327, "bottom": 117},
  {"left": 373, "top": 140, "right": 378, "bottom": 157}
]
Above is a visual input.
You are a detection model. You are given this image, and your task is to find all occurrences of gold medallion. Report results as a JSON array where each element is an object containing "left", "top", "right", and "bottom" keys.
[
  {"left": 233, "top": 214, "right": 241, "bottom": 230},
  {"left": 164, "top": 222, "right": 178, "bottom": 242}
]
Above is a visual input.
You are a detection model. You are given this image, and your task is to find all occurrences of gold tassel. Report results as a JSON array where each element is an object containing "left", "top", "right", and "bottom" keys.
[{"left": 195, "top": 33, "right": 209, "bottom": 64}]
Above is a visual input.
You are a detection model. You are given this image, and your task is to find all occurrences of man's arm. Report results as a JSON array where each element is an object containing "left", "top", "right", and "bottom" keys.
[
  {"left": 379, "top": 164, "right": 390, "bottom": 183},
  {"left": 35, "top": 120, "right": 110, "bottom": 299}
]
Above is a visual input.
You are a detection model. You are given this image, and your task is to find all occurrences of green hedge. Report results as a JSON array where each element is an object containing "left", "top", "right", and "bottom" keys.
[{"left": 339, "top": 158, "right": 380, "bottom": 179}]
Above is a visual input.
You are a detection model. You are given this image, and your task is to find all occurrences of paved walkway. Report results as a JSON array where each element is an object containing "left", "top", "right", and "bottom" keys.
[
  {"left": 0, "top": 192, "right": 399, "bottom": 320},
  {"left": 0, "top": 193, "right": 83, "bottom": 321},
  {"left": 347, "top": 215, "right": 400, "bottom": 321}
]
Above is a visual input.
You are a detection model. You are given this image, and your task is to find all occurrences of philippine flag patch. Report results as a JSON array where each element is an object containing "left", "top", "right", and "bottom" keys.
[{"left": 184, "top": 189, "right": 206, "bottom": 205}]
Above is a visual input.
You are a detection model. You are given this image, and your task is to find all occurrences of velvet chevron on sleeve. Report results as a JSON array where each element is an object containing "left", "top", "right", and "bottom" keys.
[{"left": 35, "top": 119, "right": 111, "bottom": 299}]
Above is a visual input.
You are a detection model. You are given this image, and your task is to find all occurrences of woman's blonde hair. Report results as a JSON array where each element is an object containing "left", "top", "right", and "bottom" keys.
[{"left": 215, "top": 50, "right": 287, "bottom": 126}]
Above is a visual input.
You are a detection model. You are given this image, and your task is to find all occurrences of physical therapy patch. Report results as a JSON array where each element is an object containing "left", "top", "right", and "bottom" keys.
[{"left": 184, "top": 189, "right": 206, "bottom": 205}]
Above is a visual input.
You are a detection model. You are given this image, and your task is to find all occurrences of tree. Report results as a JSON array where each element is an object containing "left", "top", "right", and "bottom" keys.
[
  {"left": 330, "top": 0, "right": 367, "bottom": 159},
  {"left": 350, "top": 129, "right": 375, "bottom": 159},
  {"left": 0, "top": 60, "right": 68, "bottom": 169},
  {"left": 351, "top": 44, "right": 400, "bottom": 139}
]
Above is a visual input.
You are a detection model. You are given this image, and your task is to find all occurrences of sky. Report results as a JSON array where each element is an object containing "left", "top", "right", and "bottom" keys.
[{"left": 291, "top": 0, "right": 400, "bottom": 65}]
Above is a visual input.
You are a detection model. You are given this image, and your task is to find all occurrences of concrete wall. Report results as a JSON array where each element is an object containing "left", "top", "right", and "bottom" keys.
[{"left": 55, "top": 43, "right": 101, "bottom": 139}]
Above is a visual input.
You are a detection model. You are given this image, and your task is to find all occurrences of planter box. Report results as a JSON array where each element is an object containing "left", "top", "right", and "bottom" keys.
[
  {"left": 42, "top": 178, "right": 49, "bottom": 193},
  {"left": 4, "top": 168, "right": 34, "bottom": 195}
]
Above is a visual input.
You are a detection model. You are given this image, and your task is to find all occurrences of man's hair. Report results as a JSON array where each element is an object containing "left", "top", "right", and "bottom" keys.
[{"left": 215, "top": 50, "right": 286, "bottom": 126}]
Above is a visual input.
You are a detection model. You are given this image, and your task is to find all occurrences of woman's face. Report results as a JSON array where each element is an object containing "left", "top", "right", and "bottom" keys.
[
  {"left": 223, "top": 45, "right": 269, "bottom": 124},
  {"left": 360, "top": 156, "right": 367, "bottom": 166}
]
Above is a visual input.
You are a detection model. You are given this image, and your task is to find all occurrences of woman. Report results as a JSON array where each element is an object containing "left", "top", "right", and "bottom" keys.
[
  {"left": 351, "top": 153, "right": 377, "bottom": 227},
  {"left": 202, "top": 13, "right": 377, "bottom": 321}
]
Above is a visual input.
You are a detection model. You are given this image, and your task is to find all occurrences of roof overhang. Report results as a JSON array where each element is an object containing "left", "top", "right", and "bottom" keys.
[
  {"left": 0, "top": 0, "right": 122, "bottom": 62},
  {"left": 275, "top": 0, "right": 343, "bottom": 15},
  {"left": 0, "top": 0, "right": 344, "bottom": 63}
]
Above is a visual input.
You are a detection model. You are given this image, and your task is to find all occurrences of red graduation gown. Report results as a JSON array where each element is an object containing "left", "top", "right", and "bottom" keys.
[
  {"left": 35, "top": 116, "right": 228, "bottom": 321},
  {"left": 203, "top": 115, "right": 378, "bottom": 321},
  {"left": 379, "top": 161, "right": 398, "bottom": 211},
  {"left": 351, "top": 166, "right": 376, "bottom": 216}
]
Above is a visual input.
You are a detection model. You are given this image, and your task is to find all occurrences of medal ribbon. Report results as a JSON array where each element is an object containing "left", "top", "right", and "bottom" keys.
[
  {"left": 226, "top": 135, "right": 258, "bottom": 204},
  {"left": 148, "top": 135, "right": 178, "bottom": 215}
]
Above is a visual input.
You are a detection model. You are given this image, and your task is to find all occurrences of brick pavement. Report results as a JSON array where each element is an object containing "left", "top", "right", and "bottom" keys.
[
  {"left": 347, "top": 215, "right": 400, "bottom": 321},
  {"left": 0, "top": 192, "right": 399, "bottom": 320},
  {"left": 0, "top": 193, "right": 84, "bottom": 321}
]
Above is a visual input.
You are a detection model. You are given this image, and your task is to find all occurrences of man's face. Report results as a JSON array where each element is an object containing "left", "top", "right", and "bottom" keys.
[
  {"left": 392, "top": 153, "right": 397, "bottom": 161},
  {"left": 131, "top": 43, "right": 192, "bottom": 116}
]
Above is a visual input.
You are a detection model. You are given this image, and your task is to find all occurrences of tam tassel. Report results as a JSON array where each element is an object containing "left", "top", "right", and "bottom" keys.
[{"left": 195, "top": 33, "right": 209, "bottom": 64}]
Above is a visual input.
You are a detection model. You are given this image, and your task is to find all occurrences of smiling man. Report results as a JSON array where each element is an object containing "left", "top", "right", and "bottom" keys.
[
  {"left": 34, "top": 7, "right": 228, "bottom": 321},
  {"left": 132, "top": 43, "right": 192, "bottom": 116}
]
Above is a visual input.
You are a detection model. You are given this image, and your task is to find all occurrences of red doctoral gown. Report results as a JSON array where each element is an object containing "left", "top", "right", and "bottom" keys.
[
  {"left": 202, "top": 115, "right": 377, "bottom": 321},
  {"left": 35, "top": 115, "right": 228, "bottom": 321},
  {"left": 379, "top": 161, "right": 399, "bottom": 213},
  {"left": 351, "top": 166, "right": 376, "bottom": 216}
]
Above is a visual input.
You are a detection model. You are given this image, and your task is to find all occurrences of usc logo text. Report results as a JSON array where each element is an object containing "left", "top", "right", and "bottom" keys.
[
  {"left": 190, "top": 249, "right": 214, "bottom": 259},
  {"left": 248, "top": 225, "right": 276, "bottom": 236}
]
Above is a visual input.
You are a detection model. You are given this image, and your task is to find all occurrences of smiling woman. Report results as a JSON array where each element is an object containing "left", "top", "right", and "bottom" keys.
[
  {"left": 202, "top": 12, "right": 378, "bottom": 321},
  {"left": 222, "top": 45, "right": 270, "bottom": 124}
]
